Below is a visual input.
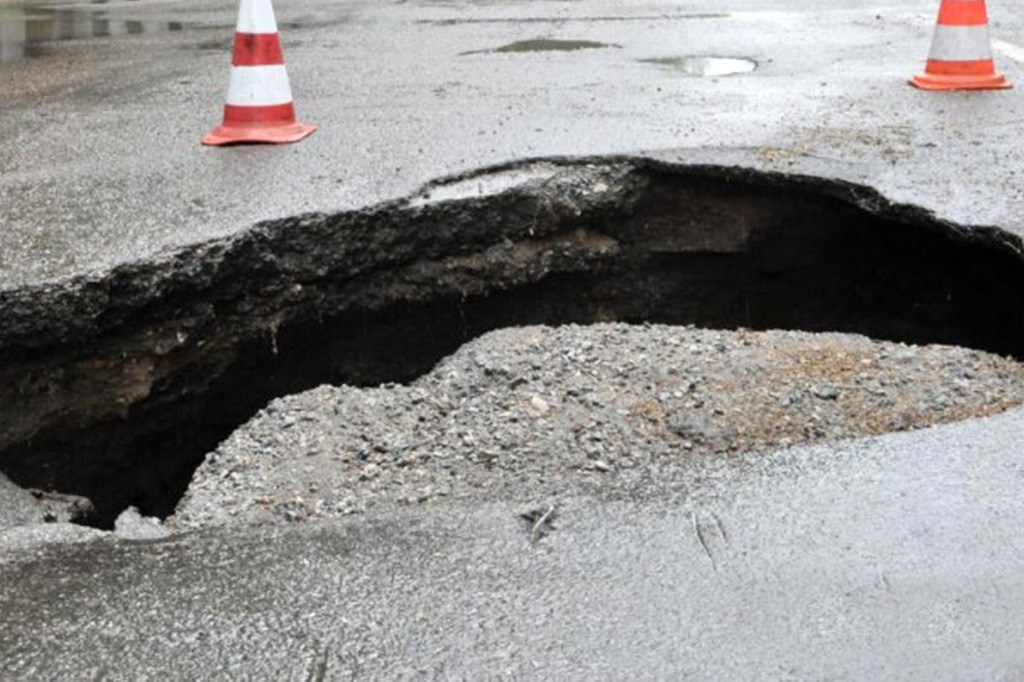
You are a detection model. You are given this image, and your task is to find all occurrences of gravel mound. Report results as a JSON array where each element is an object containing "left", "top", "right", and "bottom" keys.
[{"left": 173, "top": 324, "right": 1024, "bottom": 530}]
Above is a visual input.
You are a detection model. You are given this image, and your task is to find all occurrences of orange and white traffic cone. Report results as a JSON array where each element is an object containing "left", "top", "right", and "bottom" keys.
[
  {"left": 911, "top": 0, "right": 1011, "bottom": 91},
  {"left": 202, "top": 0, "right": 315, "bottom": 145}
]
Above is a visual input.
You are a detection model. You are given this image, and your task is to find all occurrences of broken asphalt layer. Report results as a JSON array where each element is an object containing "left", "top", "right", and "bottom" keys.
[{"left": 4, "top": 0, "right": 1024, "bottom": 677}]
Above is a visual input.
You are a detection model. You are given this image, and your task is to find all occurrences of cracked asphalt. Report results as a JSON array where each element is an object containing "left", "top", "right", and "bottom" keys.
[{"left": 4, "top": 0, "right": 1024, "bottom": 678}]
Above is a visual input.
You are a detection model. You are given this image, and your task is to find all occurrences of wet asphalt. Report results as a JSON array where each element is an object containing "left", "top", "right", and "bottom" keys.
[
  {"left": 5, "top": 407, "right": 1024, "bottom": 678},
  {"left": 2, "top": 0, "right": 1024, "bottom": 286},
  {"left": 4, "top": 0, "right": 1024, "bottom": 677}
]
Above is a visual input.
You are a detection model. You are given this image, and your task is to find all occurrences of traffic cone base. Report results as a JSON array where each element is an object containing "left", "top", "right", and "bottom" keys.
[
  {"left": 910, "top": 71, "right": 1011, "bottom": 91},
  {"left": 202, "top": 111, "right": 316, "bottom": 146},
  {"left": 203, "top": 0, "right": 314, "bottom": 145},
  {"left": 911, "top": 0, "right": 1011, "bottom": 92}
]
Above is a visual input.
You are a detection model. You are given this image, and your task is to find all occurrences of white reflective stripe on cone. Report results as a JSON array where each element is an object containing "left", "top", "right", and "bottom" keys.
[
  {"left": 225, "top": 65, "right": 294, "bottom": 106},
  {"left": 929, "top": 24, "right": 994, "bottom": 61},
  {"left": 235, "top": 0, "right": 278, "bottom": 34}
]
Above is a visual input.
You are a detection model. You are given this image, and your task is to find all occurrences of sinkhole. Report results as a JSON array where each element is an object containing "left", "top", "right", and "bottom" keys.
[{"left": 1, "top": 158, "right": 1022, "bottom": 528}]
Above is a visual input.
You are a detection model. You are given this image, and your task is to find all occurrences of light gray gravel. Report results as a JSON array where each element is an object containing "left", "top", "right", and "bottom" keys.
[
  {"left": 0, "top": 472, "right": 105, "bottom": 559},
  {"left": 112, "top": 507, "right": 171, "bottom": 541},
  {"left": 0, "top": 471, "right": 93, "bottom": 531},
  {"left": 173, "top": 323, "right": 1024, "bottom": 531},
  {"left": 0, "top": 474, "right": 174, "bottom": 559}
]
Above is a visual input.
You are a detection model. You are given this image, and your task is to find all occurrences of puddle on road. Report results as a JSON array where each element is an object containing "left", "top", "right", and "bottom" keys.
[
  {"left": 0, "top": 4, "right": 184, "bottom": 63},
  {"left": 462, "top": 38, "right": 619, "bottom": 56},
  {"left": 641, "top": 56, "right": 757, "bottom": 76}
]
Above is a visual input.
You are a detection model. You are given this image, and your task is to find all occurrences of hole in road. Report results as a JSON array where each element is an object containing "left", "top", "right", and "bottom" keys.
[
  {"left": 1, "top": 161, "right": 1022, "bottom": 528},
  {"left": 640, "top": 56, "right": 757, "bottom": 76}
]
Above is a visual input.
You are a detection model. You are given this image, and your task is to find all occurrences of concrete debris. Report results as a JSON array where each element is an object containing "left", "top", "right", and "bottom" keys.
[
  {"left": 114, "top": 507, "right": 171, "bottom": 541},
  {"left": 0, "top": 472, "right": 93, "bottom": 531}
]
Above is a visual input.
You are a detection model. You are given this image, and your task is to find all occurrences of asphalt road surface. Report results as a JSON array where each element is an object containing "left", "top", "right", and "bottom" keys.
[
  {"left": 2, "top": 0, "right": 1024, "bottom": 287},
  {"left": 5, "top": 407, "right": 1024, "bottom": 678}
]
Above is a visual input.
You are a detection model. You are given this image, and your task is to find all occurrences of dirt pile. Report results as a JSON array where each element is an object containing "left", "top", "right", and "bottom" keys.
[{"left": 173, "top": 324, "right": 1024, "bottom": 530}]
